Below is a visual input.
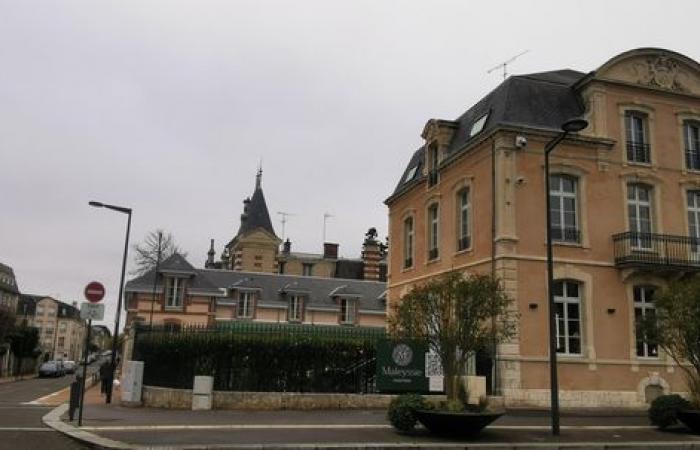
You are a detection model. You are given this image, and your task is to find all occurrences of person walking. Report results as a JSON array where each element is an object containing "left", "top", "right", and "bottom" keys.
[{"left": 99, "top": 360, "right": 111, "bottom": 395}]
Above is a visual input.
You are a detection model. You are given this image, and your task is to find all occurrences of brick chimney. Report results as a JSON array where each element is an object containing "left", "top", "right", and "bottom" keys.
[
  {"left": 323, "top": 242, "right": 339, "bottom": 259},
  {"left": 362, "top": 229, "right": 381, "bottom": 281},
  {"left": 283, "top": 239, "right": 291, "bottom": 254}
]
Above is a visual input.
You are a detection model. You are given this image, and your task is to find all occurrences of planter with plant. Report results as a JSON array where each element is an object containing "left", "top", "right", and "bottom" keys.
[
  {"left": 644, "top": 275, "right": 700, "bottom": 433},
  {"left": 388, "top": 271, "right": 516, "bottom": 436}
]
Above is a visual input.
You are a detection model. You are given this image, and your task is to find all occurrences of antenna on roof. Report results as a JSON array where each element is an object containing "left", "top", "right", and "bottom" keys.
[
  {"left": 277, "top": 211, "right": 295, "bottom": 240},
  {"left": 487, "top": 50, "right": 530, "bottom": 80},
  {"left": 323, "top": 212, "right": 333, "bottom": 242}
]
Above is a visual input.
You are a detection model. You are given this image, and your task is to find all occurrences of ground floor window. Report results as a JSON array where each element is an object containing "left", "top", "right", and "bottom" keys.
[
  {"left": 554, "top": 280, "right": 581, "bottom": 355},
  {"left": 634, "top": 285, "right": 658, "bottom": 358}
]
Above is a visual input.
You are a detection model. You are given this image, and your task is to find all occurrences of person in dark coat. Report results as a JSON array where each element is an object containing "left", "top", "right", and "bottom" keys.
[{"left": 99, "top": 361, "right": 111, "bottom": 395}]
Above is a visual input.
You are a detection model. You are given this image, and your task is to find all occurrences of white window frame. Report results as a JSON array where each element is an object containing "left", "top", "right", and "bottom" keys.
[
  {"left": 288, "top": 295, "right": 303, "bottom": 322},
  {"left": 165, "top": 277, "right": 184, "bottom": 308},
  {"left": 550, "top": 174, "right": 579, "bottom": 243},
  {"left": 634, "top": 285, "right": 658, "bottom": 359},
  {"left": 688, "top": 190, "right": 700, "bottom": 256},
  {"left": 625, "top": 111, "right": 650, "bottom": 164},
  {"left": 340, "top": 298, "right": 355, "bottom": 325},
  {"left": 403, "top": 217, "right": 414, "bottom": 268},
  {"left": 628, "top": 184, "right": 654, "bottom": 250},
  {"left": 428, "top": 203, "right": 439, "bottom": 260},
  {"left": 554, "top": 280, "right": 582, "bottom": 356},
  {"left": 685, "top": 121, "right": 700, "bottom": 171},
  {"left": 237, "top": 291, "right": 254, "bottom": 319},
  {"left": 457, "top": 188, "right": 471, "bottom": 251}
]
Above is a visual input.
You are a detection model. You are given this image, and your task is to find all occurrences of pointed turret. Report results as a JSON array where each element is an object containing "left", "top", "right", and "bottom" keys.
[{"left": 234, "top": 169, "right": 277, "bottom": 239}]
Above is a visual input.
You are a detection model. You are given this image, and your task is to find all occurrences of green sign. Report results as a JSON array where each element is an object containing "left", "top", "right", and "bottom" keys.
[{"left": 376, "top": 339, "right": 430, "bottom": 393}]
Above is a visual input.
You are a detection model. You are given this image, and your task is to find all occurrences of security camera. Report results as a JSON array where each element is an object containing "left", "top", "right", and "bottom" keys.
[{"left": 515, "top": 135, "right": 527, "bottom": 149}]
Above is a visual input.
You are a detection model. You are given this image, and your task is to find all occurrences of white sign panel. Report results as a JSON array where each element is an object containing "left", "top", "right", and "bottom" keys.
[
  {"left": 80, "top": 302, "right": 105, "bottom": 320},
  {"left": 425, "top": 351, "right": 445, "bottom": 392},
  {"left": 429, "top": 375, "right": 444, "bottom": 392}
]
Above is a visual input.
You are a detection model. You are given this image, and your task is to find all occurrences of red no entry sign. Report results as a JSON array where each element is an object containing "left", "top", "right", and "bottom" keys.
[{"left": 84, "top": 281, "right": 105, "bottom": 303}]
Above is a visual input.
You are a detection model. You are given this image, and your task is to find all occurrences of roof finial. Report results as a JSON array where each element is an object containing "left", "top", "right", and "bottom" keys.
[{"left": 255, "top": 161, "right": 262, "bottom": 190}]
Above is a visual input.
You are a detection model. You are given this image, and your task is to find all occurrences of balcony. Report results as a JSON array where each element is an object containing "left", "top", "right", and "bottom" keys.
[
  {"left": 613, "top": 232, "right": 700, "bottom": 270},
  {"left": 626, "top": 142, "right": 651, "bottom": 164}
]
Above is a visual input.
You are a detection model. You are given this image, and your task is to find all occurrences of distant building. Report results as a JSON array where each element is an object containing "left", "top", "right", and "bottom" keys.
[
  {"left": 125, "top": 253, "right": 386, "bottom": 329},
  {"left": 0, "top": 262, "right": 20, "bottom": 312},
  {"left": 18, "top": 295, "right": 87, "bottom": 362},
  {"left": 90, "top": 324, "right": 111, "bottom": 353},
  {"left": 206, "top": 169, "right": 387, "bottom": 281}
]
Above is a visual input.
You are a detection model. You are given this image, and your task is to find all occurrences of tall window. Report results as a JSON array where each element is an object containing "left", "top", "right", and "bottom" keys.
[
  {"left": 627, "top": 183, "right": 653, "bottom": 249},
  {"left": 625, "top": 111, "right": 650, "bottom": 163},
  {"left": 685, "top": 121, "right": 700, "bottom": 171},
  {"left": 302, "top": 263, "right": 314, "bottom": 276},
  {"left": 688, "top": 191, "right": 700, "bottom": 254},
  {"left": 278, "top": 262, "right": 286, "bottom": 274},
  {"left": 238, "top": 291, "right": 254, "bottom": 318},
  {"left": 457, "top": 189, "right": 471, "bottom": 251},
  {"left": 288, "top": 295, "right": 303, "bottom": 322},
  {"left": 427, "top": 204, "right": 439, "bottom": 260},
  {"left": 634, "top": 286, "right": 658, "bottom": 358},
  {"left": 165, "top": 277, "right": 184, "bottom": 308},
  {"left": 549, "top": 175, "right": 579, "bottom": 243},
  {"left": 428, "top": 145, "right": 439, "bottom": 187},
  {"left": 553, "top": 280, "right": 581, "bottom": 355},
  {"left": 403, "top": 217, "right": 414, "bottom": 268},
  {"left": 340, "top": 298, "right": 355, "bottom": 324}
]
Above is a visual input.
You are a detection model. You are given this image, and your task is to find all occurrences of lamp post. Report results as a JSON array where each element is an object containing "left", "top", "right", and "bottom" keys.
[
  {"left": 88, "top": 201, "right": 132, "bottom": 404},
  {"left": 544, "top": 118, "right": 588, "bottom": 435}
]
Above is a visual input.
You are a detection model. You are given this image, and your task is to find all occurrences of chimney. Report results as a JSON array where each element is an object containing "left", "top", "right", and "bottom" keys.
[
  {"left": 362, "top": 230, "right": 381, "bottom": 281},
  {"left": 206, "top": 239, "right": 216, "bottom": 268},
  {"left": 283, "top": 239, "right": 291, "bottom": 254},
  {"left": 323, "top": 242, "right": 339, "bottom": 259}
]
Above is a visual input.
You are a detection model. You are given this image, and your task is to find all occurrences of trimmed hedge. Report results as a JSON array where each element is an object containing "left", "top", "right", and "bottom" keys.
[
  {"left": 649, "top": 394, "right": 690, "bottom": 429},
  {"left": 133, "top": 325, "right": 381, "bottom": 393}
]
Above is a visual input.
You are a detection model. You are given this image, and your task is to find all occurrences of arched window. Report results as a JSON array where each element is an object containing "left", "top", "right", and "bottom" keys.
[
  {"left": 403, "top": 217, "right": 414, "bottom": 268},
  {"left": 456, "top": 188, "right": 471, "bottom": 251},
  {"left": 549, "top": 174, "right": 579, "bottom": 243},
  {"left": 427, "top": 203, "right": 439, "bottom": 260},
  {"left": 633, "top": 285, "right": 658, "bottom": 358},
  {"left": 553, "top": 280, "right": 581, "bottom": 355},
  {"left": 627, "top": 183, "right": 653, "bottom": 249}
]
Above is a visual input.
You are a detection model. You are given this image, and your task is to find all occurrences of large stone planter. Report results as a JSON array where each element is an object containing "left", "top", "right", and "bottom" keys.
[
  {"left": 414, "top": 409, "right": 503, "bottom": 436},
  {"left": 678, "top": 409, "right": 700, "bottom": 433}
]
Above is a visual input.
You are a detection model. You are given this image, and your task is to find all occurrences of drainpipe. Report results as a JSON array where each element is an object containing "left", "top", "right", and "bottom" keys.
[{"left": 491, "top": 137, "right": 499, "bottom": 396}]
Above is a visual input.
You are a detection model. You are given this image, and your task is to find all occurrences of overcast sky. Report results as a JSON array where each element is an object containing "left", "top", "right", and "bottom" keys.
[{"left": 2, "top": 0, "right": 699, "bottom": 331}]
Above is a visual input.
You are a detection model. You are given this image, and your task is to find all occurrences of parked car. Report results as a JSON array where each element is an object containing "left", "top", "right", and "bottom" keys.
[
  {"left": 38, "top": 361, "right": 64, "bottom": 377},
  {"left": 62, "top": 360, "right": 76, "bottom": 374}
]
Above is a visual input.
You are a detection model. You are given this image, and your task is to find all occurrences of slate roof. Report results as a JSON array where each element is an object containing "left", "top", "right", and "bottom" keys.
[
  {"left": 126, "top": 253, "right": 220, "bottom": 295},
  {"left": 389, "top": 69, "right": 586, "bottom": 199},
  {"left": 125, "top": 257, "right": 386, "bottom": 313},
  {"left": 17, "top": 294, "right": 82, "bottom": 320},
  {"left": 235, "top": 172, "right": 277, "bottom": 239},
  {"left": 0, "top": 262, "right": 20, "bottom": 295}
]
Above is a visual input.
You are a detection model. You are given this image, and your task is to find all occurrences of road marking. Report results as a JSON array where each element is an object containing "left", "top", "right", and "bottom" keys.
[
  {"left": 23, "top": 386, "right": 71, "bottom": 405},
  {"left": 78, "top": 424, "right": 656, "bottom": 432},
  {"left": 0, "top": 427, "right": 53, "bottom": 432}
]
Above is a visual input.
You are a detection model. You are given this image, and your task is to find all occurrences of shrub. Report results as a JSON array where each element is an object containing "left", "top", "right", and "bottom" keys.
[
  {"left": 649, "top": 394, "right": 690, "bottom": 429},
  {"left": 387, "top": 394, "right": 430, "bottom": 433}
]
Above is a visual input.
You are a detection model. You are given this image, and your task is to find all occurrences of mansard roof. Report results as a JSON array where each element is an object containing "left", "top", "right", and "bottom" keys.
[{"left": 388, "top": 68, "right": 586, "bottom": 201}]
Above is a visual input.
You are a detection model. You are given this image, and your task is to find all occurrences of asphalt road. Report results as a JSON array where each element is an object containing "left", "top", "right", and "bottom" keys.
[{"left": 0, "top": 365, "right": 98, "bottom": 450}]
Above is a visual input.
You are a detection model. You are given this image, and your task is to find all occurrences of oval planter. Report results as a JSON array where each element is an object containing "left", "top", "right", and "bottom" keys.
[
  {"left": 414, "top": 409, "right": 504, "bottom": 436},
  {"left": 678, "top": 409, "right": 700, "bottom": 433}
]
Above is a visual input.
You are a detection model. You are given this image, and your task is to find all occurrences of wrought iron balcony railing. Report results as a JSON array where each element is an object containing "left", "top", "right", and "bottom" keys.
[
  {"left": 613, "top": 231, "right": 700, "bottom": 269},
  {"left": 552, "top": 227, "right": 580, "bottom": 243},
  {"left": 626, "top": 142, "right": 651, "bottom": 164}
]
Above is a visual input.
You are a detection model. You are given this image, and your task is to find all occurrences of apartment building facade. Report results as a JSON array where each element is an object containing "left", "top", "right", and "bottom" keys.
[{"left": 386, "top": 48, "right": 700, "bottom": 408}]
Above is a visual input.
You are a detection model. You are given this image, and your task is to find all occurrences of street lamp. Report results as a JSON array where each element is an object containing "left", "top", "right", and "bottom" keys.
[
  {"left": 544, "top": 117, "right": 588, "bottom": 435},
  {"left": 89, "top": 200, "right": 132, "bottom": 404}
]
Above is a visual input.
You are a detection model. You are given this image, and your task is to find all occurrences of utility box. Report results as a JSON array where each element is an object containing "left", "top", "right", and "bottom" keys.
[
  {"left": 192, "top": 375, "right": 213, "bottom": 411},
  {"left": 121, "top": 360, "right": 144, "bottom": 406}
]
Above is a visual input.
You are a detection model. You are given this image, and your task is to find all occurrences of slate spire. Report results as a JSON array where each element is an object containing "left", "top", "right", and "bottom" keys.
[{"left": 235, "top": 170, "right": 277, "bottom": 239}]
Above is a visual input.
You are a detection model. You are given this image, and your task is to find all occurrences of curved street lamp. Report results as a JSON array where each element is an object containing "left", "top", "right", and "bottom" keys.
[
  {"left": 89, "top": 201, "right": 132, "bottom": 404},
  {"left": 544, "top": 117, "right": 588, "bottom": 435}
]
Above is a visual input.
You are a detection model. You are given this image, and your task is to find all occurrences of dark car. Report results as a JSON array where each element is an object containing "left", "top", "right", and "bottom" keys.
[{"left": 38, "top": 361, "right": 64, "bottom": 377}]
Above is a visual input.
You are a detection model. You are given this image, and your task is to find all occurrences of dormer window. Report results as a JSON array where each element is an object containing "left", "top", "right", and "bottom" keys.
[
  {"left": 470, "top": 113, "right": 488, "bottom": 137},
  {"left": 237, "top": 291, "right": 255, "bottom": 318},
  {"left": 165, "top": 277, "right": 185, "bottom": 308},
  {"left": 288, "top": 295, "right": 303, "bottom": 322},
  {"left": 340, "top": 298, "right": 355, "bottom": 325},
  {"left": 404, "top": 166, "right": 418, "bottom": 183}
]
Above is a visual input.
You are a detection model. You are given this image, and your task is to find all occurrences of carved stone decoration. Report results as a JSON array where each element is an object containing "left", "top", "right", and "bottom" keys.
[{"left": 633, "top": 55, "right": 688, "bottom": 92}]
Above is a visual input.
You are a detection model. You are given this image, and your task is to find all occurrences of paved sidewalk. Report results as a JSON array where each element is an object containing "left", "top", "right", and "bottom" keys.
[{"left": 43, "top": 394, "right": 700, "bottom": 450}]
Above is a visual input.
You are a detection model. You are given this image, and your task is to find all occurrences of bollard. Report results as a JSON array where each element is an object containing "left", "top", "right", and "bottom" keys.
[{"left": 68, "top": 376, "right": 82, "bottom": 421}]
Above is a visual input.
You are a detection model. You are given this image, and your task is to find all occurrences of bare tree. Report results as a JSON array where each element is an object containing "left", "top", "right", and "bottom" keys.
[{"left": 131, "top": 229, "right": 186, "bottom": 277}]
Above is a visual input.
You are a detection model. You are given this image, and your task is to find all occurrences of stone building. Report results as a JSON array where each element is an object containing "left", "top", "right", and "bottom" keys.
[
  {"left": 0, "top": 262, "right": 20, "bottom": 312},
  {"left": 386, "top": 48, "right": 700, "bottom": 408},
  {"left": 125, "top": 253, "right": 386, "bottom": 329},
  {"left": 207, "top": 169, "right": 387, "bottom": 281},
  {"left": 18, "top": 295, "right": 86, "bottom": 362}
]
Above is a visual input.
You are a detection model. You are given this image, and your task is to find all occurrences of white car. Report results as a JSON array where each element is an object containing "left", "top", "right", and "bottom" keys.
[{"left": 62, "top": 360, "right": 76, "bottom": 373}]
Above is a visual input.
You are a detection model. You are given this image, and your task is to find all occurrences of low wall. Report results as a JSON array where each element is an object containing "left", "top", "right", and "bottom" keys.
[{"left": 142, "top": 386, "right": 445, "bottom": 410}]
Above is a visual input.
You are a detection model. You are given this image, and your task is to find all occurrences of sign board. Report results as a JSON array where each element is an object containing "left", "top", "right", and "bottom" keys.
[
  {"left": 376, "top": 339, "right": 437, "bottom": 393},
  {"left": 80, "top": 302, "right": 105, "bottom": 321},
  {"left": 84, "top": 281, "right": 105, "bottom": 303}
]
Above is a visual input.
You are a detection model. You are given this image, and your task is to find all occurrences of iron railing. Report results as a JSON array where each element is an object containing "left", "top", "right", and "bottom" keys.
[
  {"left": 626, "top": 142, "right": 651, "bottom": 164},
  {"left": 552, "top": 227, "right": 580, "bottom": 244},
  {"left": 613, "top": 231, "right": 700, "bottom": 269}
]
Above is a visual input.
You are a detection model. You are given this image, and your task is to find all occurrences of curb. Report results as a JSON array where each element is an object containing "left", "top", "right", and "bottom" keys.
[{"left": 42, "top": 403, "right": 133, "bottom": 449}]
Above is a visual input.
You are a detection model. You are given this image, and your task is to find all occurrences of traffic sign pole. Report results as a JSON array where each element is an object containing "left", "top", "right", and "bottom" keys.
[{"left": 78, "top": 319, "right": 92, "bottom": 427}]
